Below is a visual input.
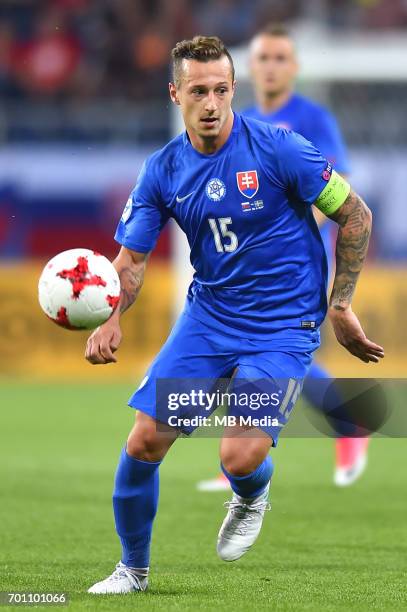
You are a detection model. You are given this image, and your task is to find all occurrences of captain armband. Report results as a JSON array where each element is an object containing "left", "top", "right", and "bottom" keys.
[{"left": 315, "top": 170, "right": 351, "bottom": 215}]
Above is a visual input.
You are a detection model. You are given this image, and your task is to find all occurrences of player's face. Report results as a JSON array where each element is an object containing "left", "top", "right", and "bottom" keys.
[
  {"left": 169, "top": 57, "right": 235, "bottom": 144},
  {"left": 250, "top": 35, "right": 298, "bottom": 98}
]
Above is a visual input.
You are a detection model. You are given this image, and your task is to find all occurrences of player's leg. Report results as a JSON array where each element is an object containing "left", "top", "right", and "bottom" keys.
[
  {"left": 88, "top": 412, "right": 177, "bottom": 594},
  {"left": 197, "top": 420, "right": 271, "bottom": 492},
  {"left": 217, "top": 427, "right": 274, "bottom": 562},
  {"left": 220, "top": 426, "right": 273, "bottom": 492},
  {"left": 197, "top": 433, "right": 272, "bottom": 493},
  {"left": 113, "top": 413, "right": 177, "bottom": 581},
  {"left": 303, "top": 361, "right": 370, "bottom": 486},
  {"left": 88, "top": 312, "right": 236, "bottom": 593},
  {"left": 216, "top": 350, "right": 311, "bottom": 561},
  {"left": 196, "top": 352, "right": 323, "bottom": 496}
]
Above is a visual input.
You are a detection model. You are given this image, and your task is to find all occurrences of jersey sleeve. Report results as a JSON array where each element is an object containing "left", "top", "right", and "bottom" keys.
[
  {"left": 304, "top": 108, "right": 350, "bottom": 175},
  {"left": 276, "top": 129, "right": 336, "bottom": 206},
  {"left": 114, "top": 155, "right": 170, "bottom": 253}
]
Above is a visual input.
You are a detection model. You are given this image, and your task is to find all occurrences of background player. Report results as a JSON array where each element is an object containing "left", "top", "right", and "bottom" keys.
[
  {"left": 197, "top": 25, "right": 368, "bottom": 492},
  {"left": 84, "top": 36, "right": 383, "bottom": 595}
]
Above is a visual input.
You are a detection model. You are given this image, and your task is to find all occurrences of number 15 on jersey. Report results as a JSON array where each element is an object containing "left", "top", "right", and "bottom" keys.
[{"left": 208, "top": 217, "right": 238, "bottom": 253}]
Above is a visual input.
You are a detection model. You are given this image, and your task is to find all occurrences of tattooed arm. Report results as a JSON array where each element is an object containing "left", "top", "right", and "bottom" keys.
[
  {"left": 329, "top": 189, "right": 371, "bottom": 309},
  {"left": 326, "top": 190, "right": 384, "bottom": 363},
  {"left": 116, "top": 248, "right": 148, "bottom": 313},
  {"left": 85, "top": 247, "right": 148, "bottom": 365}
]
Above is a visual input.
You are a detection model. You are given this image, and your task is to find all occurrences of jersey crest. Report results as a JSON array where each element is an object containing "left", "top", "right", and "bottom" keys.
[
  {"left": 236, "top": 170, "right": 259, "bottom": 199},
  {"left": 206, "top": 177, "right": 226, "bottom": 202}
]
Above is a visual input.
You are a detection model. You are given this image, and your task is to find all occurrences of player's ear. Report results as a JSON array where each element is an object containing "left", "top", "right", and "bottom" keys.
[
  {"left": 169, "top": 82, "right": 180, "bottom": 105},
  {"left": 231, "top": 80, "right": 237, "bottom": 99}
]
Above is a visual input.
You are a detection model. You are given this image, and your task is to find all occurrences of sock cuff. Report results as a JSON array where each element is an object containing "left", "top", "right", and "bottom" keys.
[
  {"left": 125, "top": 565, "right": 149, "bottom": 577},
  {"left": 123, "top": 446, "right": 162, "bottom": 466},
  {"left": 220, "top": 455, "right": 272, "bottom": 481}
]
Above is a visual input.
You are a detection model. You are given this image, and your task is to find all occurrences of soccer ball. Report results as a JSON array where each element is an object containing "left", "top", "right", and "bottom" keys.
[{"left": 38, "top": 248, "right": 120, "bottom": 330}]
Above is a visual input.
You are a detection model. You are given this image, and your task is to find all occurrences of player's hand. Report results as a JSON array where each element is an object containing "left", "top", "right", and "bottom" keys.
[
  {"left": 328, "top": 306, "right": 384, "bottom": 364},
  {"left": 85, "top": 320, "right": 122, "bottom": 365}
]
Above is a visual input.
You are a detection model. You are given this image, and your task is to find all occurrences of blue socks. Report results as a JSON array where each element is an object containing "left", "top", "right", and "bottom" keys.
[
  {"left": 221, "top": 455, "right": 273, "bottom": 498},
  {"left": 113, "top": 447, "right": 272, "bottom": 568},
  {"left": 112, "top": 447, "right": 160, "bottom": 569}
]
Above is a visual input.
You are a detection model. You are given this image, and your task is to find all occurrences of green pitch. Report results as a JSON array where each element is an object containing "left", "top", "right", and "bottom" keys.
[{"left": 1, "top": 382, "right": 406, "bottom": 611}]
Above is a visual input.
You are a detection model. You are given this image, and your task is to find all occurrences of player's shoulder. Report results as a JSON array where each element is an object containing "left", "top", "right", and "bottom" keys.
[
  {"left": 240, "top": 113, "right": 307, "bottom": 151},
  {"left": 240, "top": 113, "right": 281, "bottom": 141},
  {"left": 292, "top": 93, "right": 336, "bottom": 122}
]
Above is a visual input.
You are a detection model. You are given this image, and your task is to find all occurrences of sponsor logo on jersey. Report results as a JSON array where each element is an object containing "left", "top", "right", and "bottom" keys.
[
  {"left": 322, "top": 162, "right": 332, "bottom": 181},
  {"left": 121, "top": 197, "right": 132, "bottom": 222},
  {"left": 236, "top": 170, "right": 259, "bottom": 199},
  {"left": 206, "top": 178, "right": 226, "bottom": 201},
  {"left": 176, "top": 191, "right": 195, "bottom": 203}
]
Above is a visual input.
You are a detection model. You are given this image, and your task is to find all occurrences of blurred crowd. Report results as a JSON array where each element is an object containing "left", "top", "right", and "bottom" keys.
[{"left": 1, "top": 0, "right": 407, "bottom": 103}]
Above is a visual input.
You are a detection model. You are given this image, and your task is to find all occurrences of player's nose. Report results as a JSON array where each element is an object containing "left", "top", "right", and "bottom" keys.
[{"left": 204, "top": 91, "right": 217, "bottom": 112}]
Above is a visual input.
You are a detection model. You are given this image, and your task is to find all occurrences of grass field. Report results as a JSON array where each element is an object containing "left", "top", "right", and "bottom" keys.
[{"left": 1, "top": 382, "right": 406, "bottom": 611}]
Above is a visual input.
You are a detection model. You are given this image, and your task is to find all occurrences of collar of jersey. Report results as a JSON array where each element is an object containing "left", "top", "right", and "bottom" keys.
[{"left": 182, "top": 112, "right": 241, "bottom": 160}]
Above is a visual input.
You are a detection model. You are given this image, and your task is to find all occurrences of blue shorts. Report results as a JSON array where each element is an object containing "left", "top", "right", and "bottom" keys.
[{"left": 129, "top": 311, "right": 320, "bottom": 445}]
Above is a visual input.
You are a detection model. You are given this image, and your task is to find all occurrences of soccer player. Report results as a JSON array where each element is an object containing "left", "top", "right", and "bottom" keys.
[
  {"left": 197, "top": 25, "right": 368, "bottom": 492},
  {"left": 85, "top": 36, "right": 384, "bottom": 594}
]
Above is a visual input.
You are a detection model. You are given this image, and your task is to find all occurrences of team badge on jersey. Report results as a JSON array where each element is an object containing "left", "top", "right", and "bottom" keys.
[
  {"left": 206, "top": 178, "right": 226, "bottom": 202},
  {"left": 236, "top": 171, "right": 259, "bottom": 199}
]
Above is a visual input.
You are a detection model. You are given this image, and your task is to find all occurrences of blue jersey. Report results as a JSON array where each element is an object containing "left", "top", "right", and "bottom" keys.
[
  {"left": 115, "top": 113, "right": 333, "bottom": 339},
  {"left": 242, "top": 93, "right": 349, "bottom": 174},
  {"left": 243, "top": 93, "right": 349, "bottom": 279}
]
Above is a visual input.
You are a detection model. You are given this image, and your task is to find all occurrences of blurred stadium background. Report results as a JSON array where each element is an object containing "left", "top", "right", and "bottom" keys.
[
  {"left": 1, "top": 2, "right": 407, "bottom": 608},
  {"left": 0, "top": 0, "right": 406, "bottom": 381}
]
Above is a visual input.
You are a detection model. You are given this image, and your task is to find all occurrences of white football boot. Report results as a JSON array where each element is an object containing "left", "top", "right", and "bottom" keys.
[
  {"left": 334, "top": 451, "right": 368, "bottom": 487},
  {"left": 217, "top": 483, "right": 271, "bottom": 561},
  {"left": 88, "top": 562, "right": 148, "bottom": 594}
]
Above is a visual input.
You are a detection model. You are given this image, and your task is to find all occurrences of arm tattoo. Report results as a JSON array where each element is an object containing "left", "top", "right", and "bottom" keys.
[
  {"left": 119, "top": 263, "right": 146, "bottom": 313},
  {"left": 328, "top": 190, "right": 372, "bottom": 310}
]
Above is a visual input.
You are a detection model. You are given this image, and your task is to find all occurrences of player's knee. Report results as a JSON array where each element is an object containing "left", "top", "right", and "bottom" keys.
[
  {"left": 221, "top": 450, "right": 258, "bottom": 476},
  {"left": 126, "top": 413, "right": 175, "bottom": 462},
  {"left": 126, "top": 430, "right": 163, "bottom": 462},
  {"left": 126, "top": 424, "right": 161, "bottom": 462}
]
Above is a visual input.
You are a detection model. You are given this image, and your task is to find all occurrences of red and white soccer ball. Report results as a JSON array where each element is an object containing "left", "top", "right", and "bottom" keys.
[{"left": 38, "top": 248, "right": 121, "bottom": 330}]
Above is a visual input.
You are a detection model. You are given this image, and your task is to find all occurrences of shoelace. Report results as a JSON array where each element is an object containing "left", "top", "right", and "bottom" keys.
[
  {"left": 110, "top": 565, "right": 133, "bottom": 582},
  {"left": 223, "top": 499, "right": 271, "bottom": 535},
  {"left": 110, "top": 563, "right": 146, "bottom": 586}
]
